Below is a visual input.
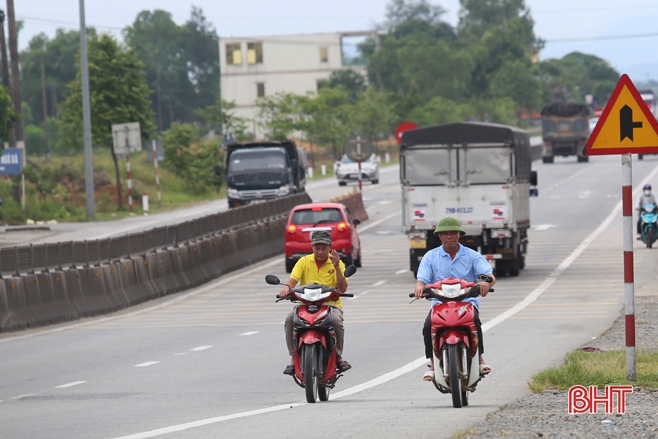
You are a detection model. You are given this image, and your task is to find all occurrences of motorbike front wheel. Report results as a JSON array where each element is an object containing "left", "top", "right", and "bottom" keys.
[
  {"left": 647, "top": 227, "right": 654, "bottom": 249},
  {"left": 448, "top": 344, "right": 463, "bottom": 408},
  {"left": 303, "top": 344, "right": 319, "bottom": 403}
]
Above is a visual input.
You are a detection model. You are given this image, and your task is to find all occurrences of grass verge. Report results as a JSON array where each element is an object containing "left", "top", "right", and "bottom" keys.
[{"left": 529, "top": 350, "right": 658, "bottom": 392}]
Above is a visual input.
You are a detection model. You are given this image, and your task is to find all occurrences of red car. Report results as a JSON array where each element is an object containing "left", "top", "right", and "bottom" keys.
[{"left": 284, "top": 202, "right": 362, "bottom": 272}]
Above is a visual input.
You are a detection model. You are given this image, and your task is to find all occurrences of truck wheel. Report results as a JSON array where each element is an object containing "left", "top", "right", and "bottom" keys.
[
  {"left": 542, "top": 157, "right": 554, "bottom": 164},
  {"left": 338, "top": 181, "right": 347, "bottom": 186},
  {"left": 577, "top": 156, "right": 589, "bottom": 163},
  {"left": 639, "top": 154, "right": 644, "bottom": 160},
  {"left": 508, "top": 268, "right": 520, "bottom": 277},
  {"left": 285, "top": 258, "right": 295, "bottom": 273}
]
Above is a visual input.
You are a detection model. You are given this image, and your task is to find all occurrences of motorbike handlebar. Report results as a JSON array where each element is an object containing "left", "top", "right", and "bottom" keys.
[
  {"left": 408, "top": 285, "right": 494, "bottom": 300},
  {"left": 340, "top": 293, "right": 354, "bottom": 298}
]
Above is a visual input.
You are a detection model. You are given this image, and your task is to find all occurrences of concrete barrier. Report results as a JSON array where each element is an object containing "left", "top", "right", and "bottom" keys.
[{"left": 1, "top": 278, "right": 32, "bottom": 331}]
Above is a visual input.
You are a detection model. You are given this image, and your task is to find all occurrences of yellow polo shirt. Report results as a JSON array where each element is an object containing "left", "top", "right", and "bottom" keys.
[{"left": 291, "top": 254, "right": 347, "bottom": 309}]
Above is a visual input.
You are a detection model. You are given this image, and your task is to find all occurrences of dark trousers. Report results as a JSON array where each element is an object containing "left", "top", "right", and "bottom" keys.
[{"left": 423, "top": 306, "right": 483, "bottom": 359}]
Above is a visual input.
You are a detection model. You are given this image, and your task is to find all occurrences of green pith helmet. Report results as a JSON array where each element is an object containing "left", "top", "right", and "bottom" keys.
[{"left": 433, "top": 216, "right": 466, "bottom": 236}]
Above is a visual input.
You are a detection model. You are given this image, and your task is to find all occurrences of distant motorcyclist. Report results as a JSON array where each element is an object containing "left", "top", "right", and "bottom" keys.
[{"left": 637, "top": 184, "right": 657, "bottom": 240}]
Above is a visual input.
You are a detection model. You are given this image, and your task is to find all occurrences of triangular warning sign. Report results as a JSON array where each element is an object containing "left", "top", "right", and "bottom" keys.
[{"left": 585, "top": 74, "right": 658, "bottom": 156}]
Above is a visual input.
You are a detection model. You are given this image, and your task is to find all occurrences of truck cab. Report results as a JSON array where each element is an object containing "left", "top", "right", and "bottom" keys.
[{"left": 224, "top": 141, "right": 307, "bottom": 208}]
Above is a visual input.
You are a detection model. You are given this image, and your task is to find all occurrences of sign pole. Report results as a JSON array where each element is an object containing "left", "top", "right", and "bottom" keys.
[
  {"left": 152, "top": 140, "right": 161, "bottom": 207},
  {"left": 621, "top": 153, "right": 636, "bottom": 381},
  {"left": 21, "top": 172, "right": 25, "bottom": 213},
  {"left": 125, "top": 126, "right": 133, "bottom": 212}
]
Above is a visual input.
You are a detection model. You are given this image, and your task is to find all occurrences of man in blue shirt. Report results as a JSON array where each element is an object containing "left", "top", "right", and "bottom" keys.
[{"left": 413, "top": 216, "right": 496, "bottom": 381}]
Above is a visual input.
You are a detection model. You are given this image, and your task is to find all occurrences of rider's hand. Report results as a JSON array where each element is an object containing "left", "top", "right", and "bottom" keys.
[
  {"left": 414, "top": 282, "right": 426, "bottom": 300},
  {"left": 479, "top": 282, "right": 491, "bottom": 297},
  {"left": 279, "top": 288, "right": 290, "bottom": 298},
  {"left": 330, "top": 249, "right": 341, "bottom": 268}
]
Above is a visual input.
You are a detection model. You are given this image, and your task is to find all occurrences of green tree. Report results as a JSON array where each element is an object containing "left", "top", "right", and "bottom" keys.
[
  {"left": 458, "top": 0, "right": 538, "bottom": 46},
  {"left": 0, "top": 86, "right": 18, "bottom": 143},
  {"left": 58, "top": 33, "right": 155, "bottom": 209},
  {"left": 20, "top": 29, "right": 97, "bottom": 126},
  {"left": 318, "top": 69, "right": 366, "bottom": 101},
  {"left": 257, "top": 92, "right": 314, "bottom": 140},
  {"left": 305, "top": 88, "right": 354, "bottom": 158},
  {"left": 197, "top": 99, "right": 248, "bottom": 140},
  {"left": 352, "top": 87, "right": 395, "bottom": 141}
]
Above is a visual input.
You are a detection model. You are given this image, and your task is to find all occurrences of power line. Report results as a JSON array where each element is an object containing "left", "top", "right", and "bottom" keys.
[{"left": 545, "top": 32, "right": 658, "bottom": 43}]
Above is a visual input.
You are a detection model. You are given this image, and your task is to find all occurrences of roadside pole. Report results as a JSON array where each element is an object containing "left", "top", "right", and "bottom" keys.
[
  {"left": 621, "top": 154, "right": 635, "bottom": 381},
  {"left": 125, "top": 126, "right": 133, "bottom": 212},
  {"left": 152, "top": 140, "right": 161, "bottom": 207}
]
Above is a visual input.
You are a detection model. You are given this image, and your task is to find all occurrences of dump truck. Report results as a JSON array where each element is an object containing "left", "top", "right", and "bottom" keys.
[
  {"left": 222, "top": 141, "right": 307, "bottom": 208},
  {"left": 540, "top": 102, "right": 590, "bottom": 163}
]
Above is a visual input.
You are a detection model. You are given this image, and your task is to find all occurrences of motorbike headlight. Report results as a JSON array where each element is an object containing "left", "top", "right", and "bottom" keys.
[
  {"left": 437, "top": 284, "right": 464, "bottom": 299},
  {"left": 303, "top": 288, "right": 323, "bottom": 301}
]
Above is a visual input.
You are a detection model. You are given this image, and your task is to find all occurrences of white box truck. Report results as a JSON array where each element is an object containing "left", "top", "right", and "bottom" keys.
[{"left": 400, "top": 122, "right": 538, "bottom": 277}]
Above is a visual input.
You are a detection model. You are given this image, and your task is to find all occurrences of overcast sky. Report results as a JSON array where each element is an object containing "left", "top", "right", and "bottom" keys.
[{"left": 14, "top": 0, "right": 658, "bottom": 81}]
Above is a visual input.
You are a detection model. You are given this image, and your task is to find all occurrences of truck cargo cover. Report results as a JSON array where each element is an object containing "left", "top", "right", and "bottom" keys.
[{"left": 400, "top": 122, "right": 532, "bottom": 180}]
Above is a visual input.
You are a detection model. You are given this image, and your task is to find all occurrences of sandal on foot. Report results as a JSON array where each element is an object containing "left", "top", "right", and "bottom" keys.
[
  {"left": 283, "top": 365, "right": 295, "bottom": 375},
  {"left": 479, "top": 363, "right": 492, "bottom": 375},
  {"left": 336, "top": 360, "right": 352, "bottom": 372},
  {"left": 423, "top": 370, "right": 435, "bottom": 381}
]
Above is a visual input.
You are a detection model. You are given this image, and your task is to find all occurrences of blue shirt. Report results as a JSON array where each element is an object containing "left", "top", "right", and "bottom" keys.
[{"left": 416, "top": 244, "right": 493, "bottom": 309}]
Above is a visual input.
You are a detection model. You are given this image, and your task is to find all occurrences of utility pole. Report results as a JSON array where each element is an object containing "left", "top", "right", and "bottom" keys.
[
  {"left": 40, "top": 55, "right": 51, "bottom": 163},
  {"left": 6, "top": 0, "right": 23, "bottom": 143},
  {"left": 0, "top": 10, "right": 10, "bottom": 94},
  {"left": 79, "top": 0, "right": 95, "bottom": 218}
]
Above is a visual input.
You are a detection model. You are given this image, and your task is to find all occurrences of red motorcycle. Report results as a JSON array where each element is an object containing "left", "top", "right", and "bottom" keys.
[
  {"left": 266, "top": 265, "right": 356, "bottom": 403},
  {"left": 409, "top": 275, "right": 494, "bottom": 408}
]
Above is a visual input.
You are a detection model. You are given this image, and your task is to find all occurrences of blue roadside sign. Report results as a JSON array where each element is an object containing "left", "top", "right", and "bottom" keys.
[{"left": 0, "top": 148, "right": 23, "bottom": 175}]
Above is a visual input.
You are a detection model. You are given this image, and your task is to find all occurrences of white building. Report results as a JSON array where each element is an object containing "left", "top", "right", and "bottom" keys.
[{"left": 219, "top": 31, "right": 378, "bottom": 139}]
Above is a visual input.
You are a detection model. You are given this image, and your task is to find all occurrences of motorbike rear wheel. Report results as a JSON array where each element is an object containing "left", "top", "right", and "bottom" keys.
[
  {"left": 303, "top": 344, "right": 319, "bottom": 403},
  {"left": 448, "top": 344, "right": 463, "bottom": 408}
]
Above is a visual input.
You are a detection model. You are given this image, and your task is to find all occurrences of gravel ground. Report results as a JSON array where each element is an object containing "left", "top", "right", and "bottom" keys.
[{"left": 459, "top": 295, "right": 658, "bottom": 439}]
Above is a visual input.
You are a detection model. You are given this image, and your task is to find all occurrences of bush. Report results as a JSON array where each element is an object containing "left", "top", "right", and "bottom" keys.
[{"left": 162, "top": 123, "right": 224, "bottom": 194}]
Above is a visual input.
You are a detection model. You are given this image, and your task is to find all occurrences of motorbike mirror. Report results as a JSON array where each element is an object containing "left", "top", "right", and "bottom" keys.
[
  {"left": 353, "top": 219, "right": 361, "bottom": 226},
  {"left": 265, "top": 275, "right": 281, "bottom": 285},
  {"left": 344, "top": 265, "right": 357, "bottom": 277}
]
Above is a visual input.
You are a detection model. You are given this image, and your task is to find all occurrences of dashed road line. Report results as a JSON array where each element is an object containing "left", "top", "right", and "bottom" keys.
[
  {"left": 55, "top": 381, "right": 86, "bottom": 389},
  {"left": 240, "top": 331, "right": 259, "bottom": 336},
  {"left": 190, "top": 346, "right": 212, "bottom": 352},
  {"left": 135, "top": 362, "right": 160, "bottom": 367},
  {"left": 372, "top": 281, "right": 386, "bottom": 287}
]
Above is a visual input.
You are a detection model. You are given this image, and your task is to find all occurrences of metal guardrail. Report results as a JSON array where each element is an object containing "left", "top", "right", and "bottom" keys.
[{"left": 0, "top": 192, "right": 311, "bottom": 278}]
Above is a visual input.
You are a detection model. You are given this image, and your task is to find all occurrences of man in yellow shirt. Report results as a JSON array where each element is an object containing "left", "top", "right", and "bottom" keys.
[{"left": 279, "top": 230, "right": 350, "bottom": 375}]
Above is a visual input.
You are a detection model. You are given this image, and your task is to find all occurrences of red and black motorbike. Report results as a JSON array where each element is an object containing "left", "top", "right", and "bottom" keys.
[
  {"left": 265, "top": 265, "right": 356, "bottom": 403},
  {"left": 409, "top": 275, "right": 494, "bottom": 408}
]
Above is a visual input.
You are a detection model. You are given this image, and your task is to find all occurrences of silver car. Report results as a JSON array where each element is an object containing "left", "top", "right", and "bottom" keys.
[{"left": 336, "top": 154, "right": 379, "bottom": 186}]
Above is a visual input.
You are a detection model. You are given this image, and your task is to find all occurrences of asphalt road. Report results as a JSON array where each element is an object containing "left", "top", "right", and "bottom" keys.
[{"left": 2, "top": 155, "right": 658, "bottom": 439}]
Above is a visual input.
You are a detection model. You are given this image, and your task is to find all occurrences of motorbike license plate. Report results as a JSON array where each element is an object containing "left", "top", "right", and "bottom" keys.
[{"left": 409, "top": 239, "right": 426, "bottom": 249}]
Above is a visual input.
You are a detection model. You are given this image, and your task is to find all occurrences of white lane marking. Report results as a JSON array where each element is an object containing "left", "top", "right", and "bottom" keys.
[
  {"left": 240, "top": 331, "right": 259, "bottom": 336},
  {"left": 135, "top": 362, "right": 160, "bottom": 367},
  {"left": 532, "top": 224, "right": 557, "bottom": 231},
  {"left": 174, "top": 353, "right": 189, "bottom": 356},
  {"left": 55, "top": 381, "right": 86, "bottom": 389},
  {"left": 358, "top": 212, "right": 399, "bottom": 233},
  {"left": 113, "top": 402, "right": 308, "bottom": 439},
  {"left": 190, "top": 346, "right": 212, "bottom": 352},
  {"left": 360, "top": 291, "right": 369, "bottom": 296},
  {"left": 0, "top": 258, "right": 283, "bottom": 344},
  {"left": 374, "top": 199, "right": 399, "bottom": 206},
  {"left": 347, "top": 290, "right": 368, "bottom": 300},
  {"left": 372, "top": 281, "right": 386, "bottom": 287},
  {"left": 13, "top": 393, "right": 37, "bottom": 400},
  {"left": 110, "top": 167, "right": 658, "bottom": 439},
  {"left": 395, "top": 269, "right": 408, "bottom": 275}
]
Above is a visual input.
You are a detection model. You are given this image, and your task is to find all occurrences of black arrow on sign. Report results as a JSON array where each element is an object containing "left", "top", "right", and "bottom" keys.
[{"left": 620, "top": 105, "right": 643, "bottom": 141}]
